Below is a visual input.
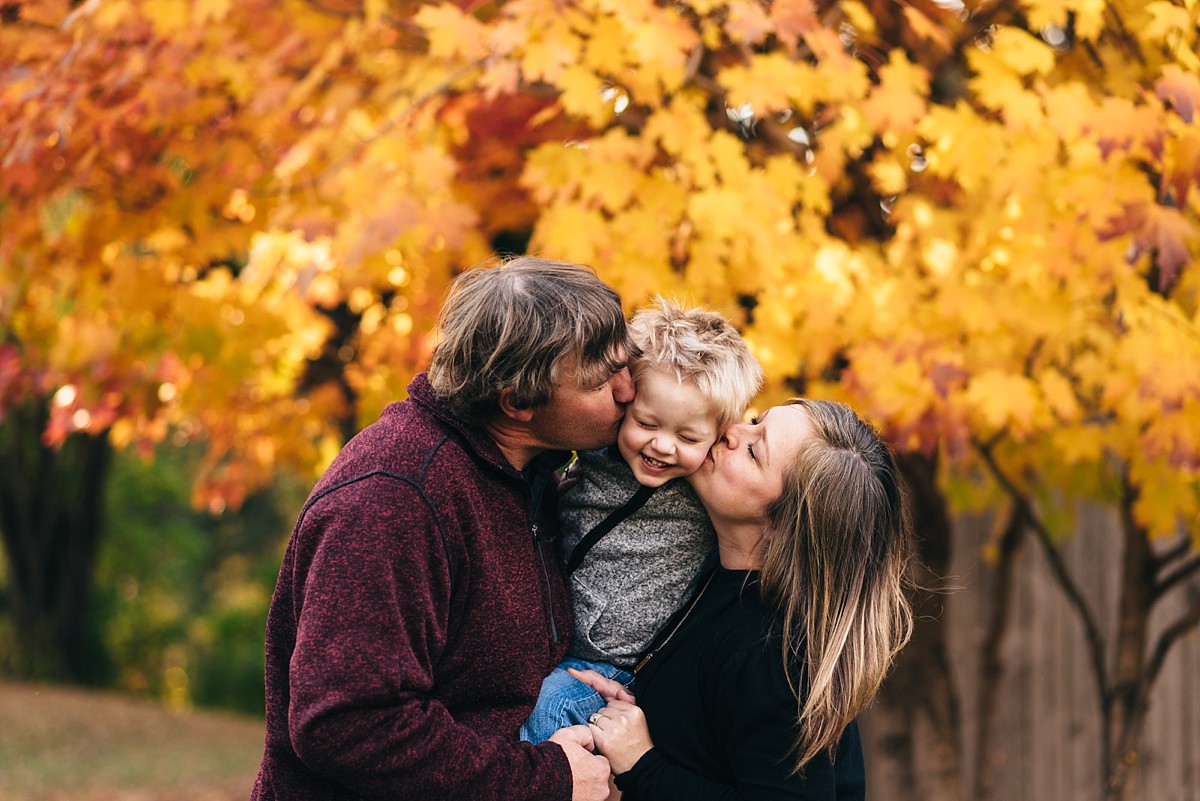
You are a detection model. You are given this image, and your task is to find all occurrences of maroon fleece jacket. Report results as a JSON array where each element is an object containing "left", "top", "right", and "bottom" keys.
[{"left": 250, "top": 373, "right": 575, "bottom": 801}]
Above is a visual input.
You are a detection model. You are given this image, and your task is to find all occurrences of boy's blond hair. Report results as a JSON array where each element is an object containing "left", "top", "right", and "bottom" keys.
[{"left": 627, "top": 297, "right": 763, "bottom": 430}]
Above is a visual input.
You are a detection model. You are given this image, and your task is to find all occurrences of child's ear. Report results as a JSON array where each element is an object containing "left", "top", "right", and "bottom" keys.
[{"left": 497, "top": 387, "right": 535, "bottom": 422}]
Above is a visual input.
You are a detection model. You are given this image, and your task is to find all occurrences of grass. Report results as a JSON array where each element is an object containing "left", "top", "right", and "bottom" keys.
[{"left": 0, "top": 679, "right": 264, "bottom": 801}]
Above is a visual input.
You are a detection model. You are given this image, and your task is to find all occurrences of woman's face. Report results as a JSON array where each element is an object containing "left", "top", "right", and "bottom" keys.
[{"left": 687, "top": 404, "right": 814, "bottom": 528}]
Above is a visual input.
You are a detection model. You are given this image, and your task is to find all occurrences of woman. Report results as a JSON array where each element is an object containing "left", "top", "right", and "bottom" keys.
[{"left": 570, "top": 399, "right": 914, "bottom": 800}]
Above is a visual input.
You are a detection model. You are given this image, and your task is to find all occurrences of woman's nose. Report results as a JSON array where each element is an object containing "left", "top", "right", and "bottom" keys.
[{"left": 719, "top": 425, "right": 745, "bottom": 449}]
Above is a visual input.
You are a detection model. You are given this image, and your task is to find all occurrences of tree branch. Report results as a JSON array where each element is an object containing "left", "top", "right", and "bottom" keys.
[
  {"left": 1153, "top": 534, "right": 1193, "bottom": 570},
  {"left": 1143, "top": 588, "right": 1200, "bottom": 692},
  {"left": 973, "top": 438, "right": 1110, "bottom": 699},
  {"left": 1154, "top": 552, "right": 1200, "bottom": 601}
]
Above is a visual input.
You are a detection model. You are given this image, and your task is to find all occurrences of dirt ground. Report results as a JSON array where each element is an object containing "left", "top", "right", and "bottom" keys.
[{"left": 0, "top": 678, "right": 263, "bottom": 801}]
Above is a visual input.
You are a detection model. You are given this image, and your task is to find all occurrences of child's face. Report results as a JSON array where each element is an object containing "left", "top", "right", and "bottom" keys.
[{"left": 617, "top": 367, "right": 720, "bottom": 488}]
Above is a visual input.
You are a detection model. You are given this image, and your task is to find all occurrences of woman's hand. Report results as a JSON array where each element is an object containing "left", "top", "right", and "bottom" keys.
[
  {"left": 566, "top": 668, "right": 636, "bottom": 704},
  {"left": 585, "top": 700, "right": 654, "bottom": 775}
]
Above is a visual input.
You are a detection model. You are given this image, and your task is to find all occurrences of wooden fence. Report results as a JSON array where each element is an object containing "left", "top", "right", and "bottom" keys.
[{"left": 862, "top": 505, "right": 1200, "bottom": 801}]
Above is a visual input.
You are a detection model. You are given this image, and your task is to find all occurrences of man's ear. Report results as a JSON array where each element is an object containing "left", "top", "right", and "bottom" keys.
[{"left": 497, "top": 387, "right": 535, "bottom": 422}]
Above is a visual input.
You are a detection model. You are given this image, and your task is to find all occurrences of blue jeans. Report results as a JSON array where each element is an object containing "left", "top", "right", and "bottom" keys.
[{"left": 519, "top": 657, "right": 635, "bottom": 744}]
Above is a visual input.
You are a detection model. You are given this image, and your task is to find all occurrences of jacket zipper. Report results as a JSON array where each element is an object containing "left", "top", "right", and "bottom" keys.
[
  {"left": 532, "top": 524, "right": 559, "bottom": 643},
  {"left": 527, "top": 468, "right": 560, "bottom": 644}
]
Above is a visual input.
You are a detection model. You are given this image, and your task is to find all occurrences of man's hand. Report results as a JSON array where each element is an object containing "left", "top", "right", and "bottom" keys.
[{"left": 549, "top": 726, "right": 612, "bottom": 801}]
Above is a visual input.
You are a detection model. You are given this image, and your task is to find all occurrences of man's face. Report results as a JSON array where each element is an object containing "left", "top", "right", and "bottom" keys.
[{"left": 527, "top": 354, "right": 635, "bottom": 453}]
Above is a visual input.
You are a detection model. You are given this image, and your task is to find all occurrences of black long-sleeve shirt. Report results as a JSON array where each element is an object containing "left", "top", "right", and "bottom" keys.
[{"left": 615, "top": 566, "right": 866, "bottom": 801}]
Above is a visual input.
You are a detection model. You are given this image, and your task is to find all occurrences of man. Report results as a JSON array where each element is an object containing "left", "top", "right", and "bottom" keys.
[{"left": 251, "top": 257, "right": 634, "bottom": 801}]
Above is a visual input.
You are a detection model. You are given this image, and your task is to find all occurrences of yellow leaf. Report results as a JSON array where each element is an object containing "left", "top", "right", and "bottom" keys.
[
  {"left": 967, "top": 50, "right": 1044, "bottom": 131},
  {"left": 627, "top": 9, "right": 698, "bottom": 75},
  {"left": 859, "top": 50, "right": 928, "bottom": 134},
  {"left": 1038, "top": 368, "right": 1082, "bottom": 423},
  {"left": 531, "top": 204, "right": 610, "bottom": 264},
  {"left": 523, "top": 32, "right": 579, "bottom": 84},
  {"left": 644, "top": 97, "right": 711, "bottom": 157},
  {"left": 869, "top": 157, "right": 908, "bottom": 196},
  {"left": 1042, "top": 81, "right": 1097, "bottom": 141},
  {"left": 558, "top": 65, "right": 611, "bottom": 127},
  {"left": 1022, "top": 0, "right": 1072, "bottom": 30},
  {"left": 143, "top": 0, "right": 189, "bottom": 34},
  {"left": 991, "top": 27, "right": 1056, "bottom": 76},
  {"left": 688, "top": 187, "right": 746, "bottom": 240},
  {"left": 1130, "top": 461, "right": 1198, "bottom": 538},
  {"left": 146, "top": 227, "right": 190, "bottom": 253},
  {"left": 193, "top": 0, "right": 232, "bottom": 25},
  {"left": 839, "top": 1, "right": 876, "bottom": 38},
  {"left": 965, "top": 371, "right": 1041, "bottom": 435},
  {"left": 1050, "top": 426, "right": 1105, "bottom": 465},
  {"left": 89, "top": 0, "right": 134, "bottom": 28},
  {"left": 1071, "top": 0, "right": 1106, "bottom": 39},
  {"left": 720, "top": 54, "right": 810, "bottom": 114},
  {"left": 275, "top": 142, "right": 314, "bottom": 181},
  {"left": 413, "top": 4, "right": 489, "bottom": 61},
  {"left": 480, "top": 59, "right": 521, "bottom": 99},
  {"left": 1143, "top": 1, "right": 1196, "bottom": 41},
  {"left": 582, "top": 15, "right": 629, "bottom": 72},
  {"left": 363, "top": 0, "right": 386, "bottom": 26}
]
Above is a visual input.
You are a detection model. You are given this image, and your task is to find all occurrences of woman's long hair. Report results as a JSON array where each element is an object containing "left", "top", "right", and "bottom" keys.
[{"left": 757, "top": 399, "right": 914, "bottom": 771}]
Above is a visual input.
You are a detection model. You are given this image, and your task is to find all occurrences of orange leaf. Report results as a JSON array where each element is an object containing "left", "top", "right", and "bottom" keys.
[
  {"left": 724, "top": 0, "right": 773, "bottom": 46},
  {"left": 1128, "top": 201, "right": 1196, "bottom": 289},
  {"left": 770, "top": 0, "right": 819, "bottom": 49},
  {"left": 1156, "top": 64, "right": 1200, "bottom": 123},
  {"left": 902, "top": 6, "right": 952, "bottom": 53}
]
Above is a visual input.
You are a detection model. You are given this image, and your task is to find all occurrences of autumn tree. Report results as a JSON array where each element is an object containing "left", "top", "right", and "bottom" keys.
[{"left": 3, "top": 0, "right": 1199, "bottom": 798}]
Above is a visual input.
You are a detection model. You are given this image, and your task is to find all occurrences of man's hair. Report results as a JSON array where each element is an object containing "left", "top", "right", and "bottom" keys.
[
  {"left": 427, "top": 256, "right": 631, "bottom": 425},
  {"left": 627, "top": 297, "right": 763, "bottom": 430}
]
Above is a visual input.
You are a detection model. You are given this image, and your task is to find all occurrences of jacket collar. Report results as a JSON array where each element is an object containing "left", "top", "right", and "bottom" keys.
[{"left": 405, "top": 373, "right": 571, "bottom": 480}]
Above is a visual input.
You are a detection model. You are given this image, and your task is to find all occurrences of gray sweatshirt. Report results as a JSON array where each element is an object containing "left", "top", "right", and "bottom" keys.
[{"left": 558, "top": 448, "right": 715, "bottom": 669}]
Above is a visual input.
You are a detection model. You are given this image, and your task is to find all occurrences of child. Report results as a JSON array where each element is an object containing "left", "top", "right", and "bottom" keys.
[{"left": 520, "top": 297, "right": 763, "bottom": 743}]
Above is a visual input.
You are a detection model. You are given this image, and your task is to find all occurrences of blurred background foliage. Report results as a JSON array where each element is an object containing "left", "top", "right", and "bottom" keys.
[
  {"left": 3, "top": 1, "right": 1199, "bottom": 799},
  {"left": 0, "top": 446, "right": 301, "bottom": 716}
]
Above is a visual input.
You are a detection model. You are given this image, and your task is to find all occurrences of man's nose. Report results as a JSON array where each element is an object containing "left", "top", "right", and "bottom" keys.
[{"left": 610, "top": 367, "right": 635, "bottom": 404}]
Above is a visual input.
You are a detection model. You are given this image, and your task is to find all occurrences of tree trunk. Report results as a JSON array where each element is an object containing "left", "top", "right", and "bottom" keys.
[
  {"left": 862, "top": 452, "right": 964, "bottom": 801},
  {"left": 0, "top": 401, "right": 112, "bottom": 681},
  {"left": 1102, "top": 481, "right": 1155, "bottom": 801},
  {"left": 970, "top": 506, "right": 1024, "bottom": 801}
]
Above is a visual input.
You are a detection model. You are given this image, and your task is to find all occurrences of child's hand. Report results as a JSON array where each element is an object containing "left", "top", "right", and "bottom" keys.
[
  {"left": 566, "top": 668, "right": 636, "bottom": 704},
  {"left": 557, "top": 457, "right": 584, "bottom": 492}
]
